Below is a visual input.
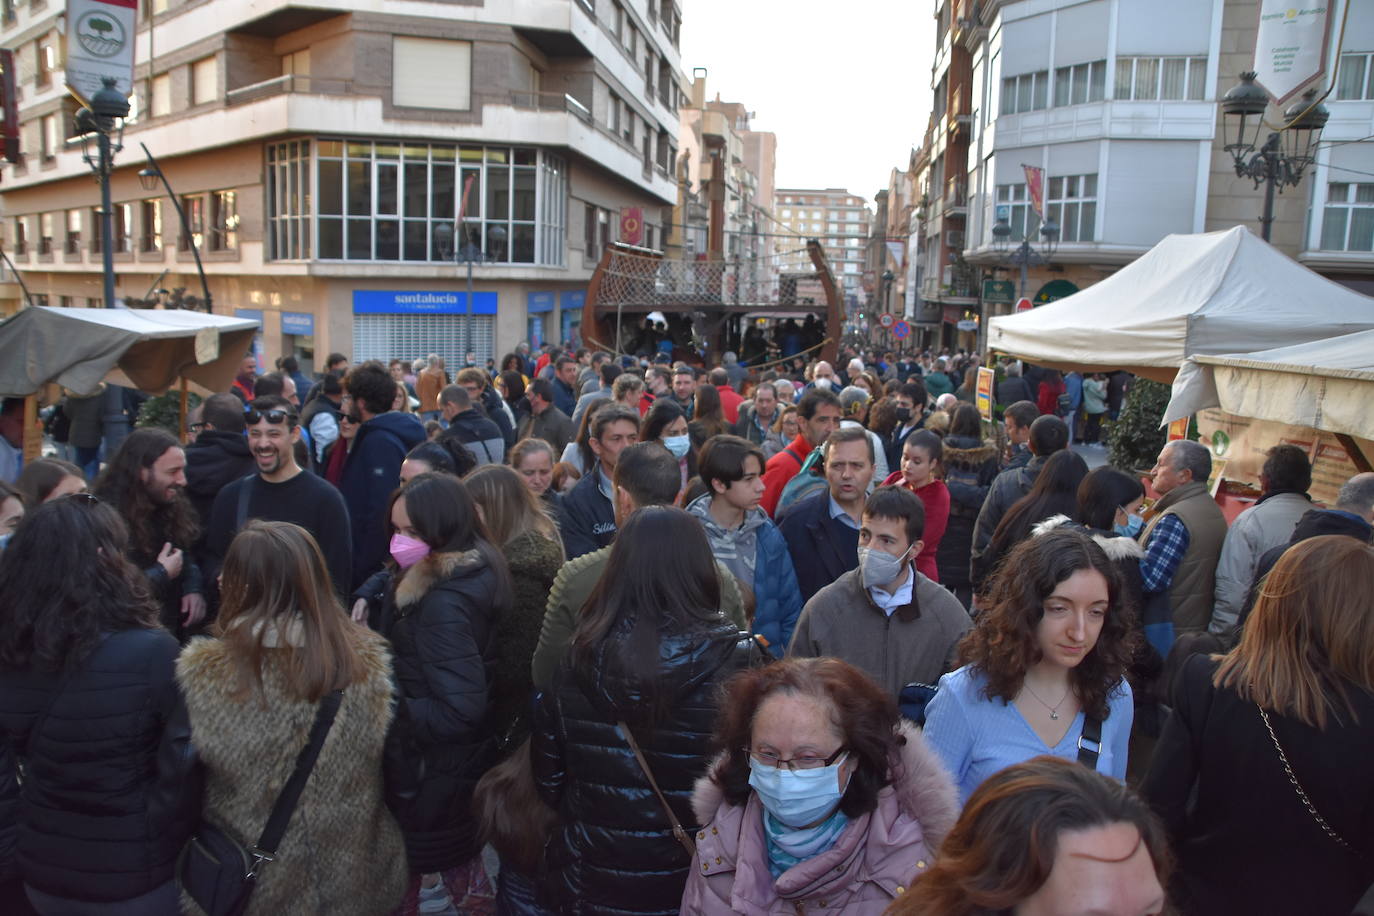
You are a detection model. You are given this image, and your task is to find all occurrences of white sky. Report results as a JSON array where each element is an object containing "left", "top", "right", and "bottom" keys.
[{"left": 679, "top": 0, "right": 937, "bottom": 213}]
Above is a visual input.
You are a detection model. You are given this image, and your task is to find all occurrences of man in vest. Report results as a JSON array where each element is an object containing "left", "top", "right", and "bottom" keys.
[{"left": 1138, "top": 439, "right": 1228, "bottom": 640}]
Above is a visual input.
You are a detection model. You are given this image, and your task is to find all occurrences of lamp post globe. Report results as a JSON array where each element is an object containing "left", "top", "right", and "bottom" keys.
[
  {"left": 1221, "top": 71, "right": 1269, "bottom": 160},
  {"left": 1280, "top": 89, "right": 1329, "bottom": 168}
]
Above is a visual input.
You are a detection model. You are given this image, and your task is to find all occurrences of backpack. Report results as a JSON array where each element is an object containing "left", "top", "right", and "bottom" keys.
[
  {"left": 776, "top": 447, "right": 827, "bottom": 515},
  {"left": 1056, "top": 392, "right": 1073, "bottom": 417}
]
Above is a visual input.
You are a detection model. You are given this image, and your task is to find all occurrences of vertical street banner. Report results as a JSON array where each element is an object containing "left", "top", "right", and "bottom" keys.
[
  {"left": 1253, "top": 0, "right": 1336, "bottom": 105},
  {"left": 619, "top": 207, "right": 643, "bottom": 245},
  {"left": 64, "top": 0, "right": 137, "bottom": 105},
  {"left": 1022, "top": 165, "right": 1045, "bottom": 220},
  {"left": 975, "top": 367, "right": 995, "bottom": 422},
  {"left": 0, "top": 50, "right": 18, "bottom": 163},
  {"left": 885, "top": 240, "right": 905, "bottom": 265}
]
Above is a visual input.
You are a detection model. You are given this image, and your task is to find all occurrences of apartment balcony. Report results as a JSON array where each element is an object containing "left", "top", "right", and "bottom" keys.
[
  {"left": 225, "top": 74, "right": 354, "bottom": 106},
  {"left": 944, "top": 180, "right": 967, "bottom": 215}
]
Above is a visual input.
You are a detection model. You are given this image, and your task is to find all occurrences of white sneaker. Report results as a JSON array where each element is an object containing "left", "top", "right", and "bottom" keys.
[{"left": 418, "top": 881, "right": 459, "bottom": 916}]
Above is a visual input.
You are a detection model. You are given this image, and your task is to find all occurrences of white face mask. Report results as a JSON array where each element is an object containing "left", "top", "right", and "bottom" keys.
[{"left": 857, "top": 544, "right": 911, "bottom": 590}]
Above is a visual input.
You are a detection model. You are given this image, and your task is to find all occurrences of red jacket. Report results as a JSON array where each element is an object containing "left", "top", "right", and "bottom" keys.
[
  {"left": 880, "top": 471, "right": 950, "bottom": 583},
  {"left": 760, "top": 434, "right": 812, "bottom": 517},
  {"left": 716, "top": 384, "right": 744, "bottom": 425},
  {"left": 1037, "top": 377, "right": 1066, "bottom": 416}
]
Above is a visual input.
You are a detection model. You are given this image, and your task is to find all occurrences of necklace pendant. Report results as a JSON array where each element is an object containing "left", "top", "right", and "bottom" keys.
[{"left": 1050, "top": 711, "right": 1059, "bottom": 720}]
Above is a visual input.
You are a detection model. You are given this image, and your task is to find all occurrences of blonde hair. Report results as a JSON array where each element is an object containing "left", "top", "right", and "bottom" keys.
[
  {"left": 215, "top": 521, "right": 366, "bottom": 704},
  {"left": 1214, "top": 535, "right": 1374, "bottom": 729},
  {"left": 463, "top": 464, "right": 563, "bottom": 556}
]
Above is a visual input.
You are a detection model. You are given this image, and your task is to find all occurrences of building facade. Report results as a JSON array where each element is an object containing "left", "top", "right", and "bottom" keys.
[
  {"left": 774, "top": 187, "right": 870, "bottom": 310},
  {"left": 1, "top": 0, "right": 685, "bottom": 372}
]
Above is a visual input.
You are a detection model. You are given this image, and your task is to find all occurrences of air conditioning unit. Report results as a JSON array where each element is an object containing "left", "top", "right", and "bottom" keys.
[{"left": 944, "top": 230, "right": 964, "bottom": 250}]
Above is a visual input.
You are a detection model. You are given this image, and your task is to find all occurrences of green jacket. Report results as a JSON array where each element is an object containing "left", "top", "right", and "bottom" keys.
[{"left": 530, "top": 547, "right": 748, "bottom": 690}]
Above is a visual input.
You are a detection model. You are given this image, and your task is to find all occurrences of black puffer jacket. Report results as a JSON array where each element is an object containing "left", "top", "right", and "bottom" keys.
[
  {"left": 0, "top": 628, "right": 199, "bottom": 903},
  {"left": 936, "top": 435, "right": 999, "bottom": 591},
  {"left": 532, "top": 623, "right": 763, "bottom": 915},
  {"left": 382, "top": 548, "right": 506, "bottom": 873},
  {"left": 183, "top": 430, "right": 255, "bottom": 531}
]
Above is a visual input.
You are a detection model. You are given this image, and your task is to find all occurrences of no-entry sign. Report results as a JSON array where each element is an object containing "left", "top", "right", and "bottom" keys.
[
  {"left": 879, "top": 312, "right": 895, "bottom": 329},
  {"left": 1015, "top": 297, "right": 1033, "bottom": 313}
]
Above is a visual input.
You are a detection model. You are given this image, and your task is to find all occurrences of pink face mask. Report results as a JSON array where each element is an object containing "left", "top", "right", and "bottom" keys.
[{"left": 389, "top": 533, "right": 431, "bottom": 569}]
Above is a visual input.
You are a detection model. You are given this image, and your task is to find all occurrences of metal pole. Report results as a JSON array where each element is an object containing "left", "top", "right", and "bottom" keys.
[
  {"left": 141, "top": 144, "right": 213, "bottom": 312},
  {"left": 99, "top": 131, "right": 117, "bottom": 308},
  {"left": 1259, "top": 141, "right": 1278, "bottom": 243},
  {"left": 466, "top": 253, "right": 474, "bottom": 366},
  {"left": 1018, "top": 246, "right": 1029, "bottom": 300}
]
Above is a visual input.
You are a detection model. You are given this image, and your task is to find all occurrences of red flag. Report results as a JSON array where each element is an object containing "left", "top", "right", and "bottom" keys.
[{"left": 1023, "top": 165, "right": 1045, "bottom": 220}]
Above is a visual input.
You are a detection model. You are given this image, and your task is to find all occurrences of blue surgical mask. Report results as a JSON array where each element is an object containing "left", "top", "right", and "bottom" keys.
[
  {"left": 1114, "top": 512, "right": 1145, "bottom": 538},
  {"left": 662, "top": 434, "right": 691, "bottom": 459},
  {"left": 0, "top": 532, "right": 10, "bottom": 551},
  {"left": 748, "top": 754, "right": 850, "bottom": 829}
]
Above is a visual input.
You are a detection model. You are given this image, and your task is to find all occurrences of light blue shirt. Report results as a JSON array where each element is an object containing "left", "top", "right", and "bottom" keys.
[
  {"left": 827, "top": 494, "right": 861, "bottom": 530},
  {"left": 923, "top": 665, "right": 1133, "bottom": 805}
]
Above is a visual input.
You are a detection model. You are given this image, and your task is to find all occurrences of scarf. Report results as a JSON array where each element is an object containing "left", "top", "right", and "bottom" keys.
[{"left": 762, "top": 809, "right": 849, "bottom": 879}]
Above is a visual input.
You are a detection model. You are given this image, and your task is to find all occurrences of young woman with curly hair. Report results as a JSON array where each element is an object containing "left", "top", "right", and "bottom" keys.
[{"left": 923, "top": 527, "right": 1138, "bottom": 804}]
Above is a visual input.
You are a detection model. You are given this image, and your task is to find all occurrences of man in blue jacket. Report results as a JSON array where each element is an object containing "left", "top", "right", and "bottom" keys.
[
  {"left": 561, "top": 404, "right": 640, "bottom": 559},
  {"left": 340, "top": 361, "right": 426, "bottom": 588},
  {"left": 686, "top": 434, "right": 804, "bottom": 658}
]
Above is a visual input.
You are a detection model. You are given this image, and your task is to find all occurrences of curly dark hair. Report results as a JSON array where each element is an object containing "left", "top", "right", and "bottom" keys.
[
  {"left": 0, "top": 495, "right": 159, "bottom": 672},
  {"left": 93, "top": 427, "right": 199, "bottom": 562},
  {"left": 708, "top": 657, "right": 906, "bottom": 819},
  {"left": 957, "top": 527, "right": 1137, "bottom": 721},
  {"left": 344, "top": 360, "right": 398, "bottom": 416}
]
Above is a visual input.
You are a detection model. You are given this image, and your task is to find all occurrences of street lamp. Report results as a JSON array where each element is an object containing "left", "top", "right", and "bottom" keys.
[
  {"left": 879, "top": 269, "right": 894, "bottom": 346},
  {"left": 73, "top": 77, "right": 129, "bottom": 308},
  {"left": 434, "top": 221, "right": 506, "bottom": 365},
  {"left": 138, "top": 143, "right": 213, "bottom": 312},
  {"left": 1221, "top": 72, "right": 1329, "bottom": 242},
  {"left": 990, "top": 213, "right": 1059, "bottom": 300}
]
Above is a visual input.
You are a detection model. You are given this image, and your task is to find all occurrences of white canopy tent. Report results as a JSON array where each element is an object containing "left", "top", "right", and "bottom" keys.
[
  {"left": 0, "top": 307, "right": 260, "bottom": 398},
  {"left": 986, "top": 226, "right": 1374, "bottom": 383},
  {"left": 1164, "top": 329, "right": 1374, "bottom": 441}
]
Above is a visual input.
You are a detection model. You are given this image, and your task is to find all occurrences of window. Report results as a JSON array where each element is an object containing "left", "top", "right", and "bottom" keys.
[
  {"left": 1335, "top": 53, "right": 1374, "bottom": 101},
  {"left": 311, "top": 140, "right": 564, "bottom": 265},
  {"left": 36, "top": 39, "right": 55, "bottom": 87},
  {"left": 1045, "top": 174, "right": 1098, "bottom": 242},
  {"left": 995, "top": 184, "right": 1037, "bottom": 241},
  {"left": 1001, "top": 70, "right": 1049, "bottom": 115},
  {"left": 13, "top": 217, "right": 26, "bottom": 256},
  {"left": 90, "top": 207, "right": 103, "bottom": 253},
  {"left": 609, "top": 93, "right": 621, "bottom": 134},
  {"left": 191, "top": 56, "right": 218, "bottom": 106},
  {"left": 140, "top": 199, "right": 162, "bottom": 252},
  {"left": 1320, "top": 182, "right": 1374, "bottom": 251},
  {"left": 584, "top": 204, "right": 609, "bottom": 261},
  {"left": 1114, "top": 57, "right": 1207, "bottom": 101},
  {"left": 64, "top": 209, "right": 81, "bottom": 253},
  {"left": 266, "top": 140, "right": 309, "bottom": 259},
  {"left": 644, "top": 50, "right": 654, "bottom": 96},
  {"left": 210, "top": 190, "right": 238, "bottom": 251},
  {"left": 180, "top": 195, "right": 204, "bottom": 251},
  {"left": 40, "top": 113, "right": 57, "bottom": 160},
  {"left": 393, "top": 38, "right": 471, "bottom": 110},
  {"left": 115, "top": 203, "right": 132, "bottom": 253},
  {"left": 623, "top": 108, "right": 634, "bottom": 144},
  {"left": 151, "top": 74, "right": 172, "bottom": 117},
  {"left": 281, "top": 49, "right": 311, "bottom": 78},
  {"left": 1054, "top": 60, "right": 1106, "bottom": 106},
  {"left": 39, "top": 213, "right": 54, "bottom": 255}
]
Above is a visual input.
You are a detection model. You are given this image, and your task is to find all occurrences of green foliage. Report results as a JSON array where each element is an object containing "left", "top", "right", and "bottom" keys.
[
  {"left": 1107, "top": 377, "right": 1171, "bottom": 472},
  {"left": 136, "top": 391, "right": 202, "bottom": 436}
]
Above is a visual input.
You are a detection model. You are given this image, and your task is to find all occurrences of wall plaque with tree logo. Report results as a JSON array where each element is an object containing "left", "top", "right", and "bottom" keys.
[{"left": 64, "top": 0, "right": 136, "bottom": 104}]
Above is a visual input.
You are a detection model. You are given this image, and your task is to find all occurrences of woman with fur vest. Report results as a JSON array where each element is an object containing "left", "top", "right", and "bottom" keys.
[
  {"left": 681, "top": 657, "right": 959, "bottom": 914},
  {"left": 381, "top": 472, "right": 513, "bottom": 914},
  {"left": 176, "top": 521, "right": 408, "bottom": 915},
  {"left": 936, "top": 405, "right": 1000, "bottom": 607}
]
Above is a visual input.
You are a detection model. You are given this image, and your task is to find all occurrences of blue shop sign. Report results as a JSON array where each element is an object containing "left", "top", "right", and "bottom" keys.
[
  {"left": 560, "top": 290, "right": 585, "bottom": 311},
  {"left": 281, "top": 311, "right": 315, "bottom": 336},
  {"left": 352, "top": 290, "right": 498, "bottom": 315},
  {"left": 527, "top": 291, "right": 555, "bottom": 313}
]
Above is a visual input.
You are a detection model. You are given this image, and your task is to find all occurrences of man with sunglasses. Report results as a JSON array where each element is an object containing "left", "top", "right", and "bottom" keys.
[{"left": 204, "top": 396, "right": 353, "bottom": 600}]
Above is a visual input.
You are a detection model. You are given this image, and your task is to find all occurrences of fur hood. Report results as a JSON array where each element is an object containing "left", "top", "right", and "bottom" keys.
[
  {"left": 1032, "top": 514, "right": 1144, "bottom": 561},
  {"left": 393, "top": 548, "right": 485, "bottom": 609},
  {"left": 690, "top": 721, "right": 959, "bottom": 853},
  {"left": 941, "top": 438, "right": 998, "bottom": 469}
]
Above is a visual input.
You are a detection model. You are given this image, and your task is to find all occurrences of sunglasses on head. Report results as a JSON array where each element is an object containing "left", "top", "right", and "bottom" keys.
[
  {"left": 188, "top": 421, "right": 207, "bottom": 433},
  {"left": 245, "top": 408, "right": 296, "bottom": 426}
]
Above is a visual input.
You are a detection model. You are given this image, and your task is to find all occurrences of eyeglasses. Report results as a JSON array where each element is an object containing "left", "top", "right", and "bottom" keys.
[
  {"left": 245, "top": 408, "right": 297, "bottom": 426},
  {"left": 71, "top": 493, "right": 101, "bottom": 505},
  {"left": 188, "top": 422, "right": 207, "bottom": 433},
  {"left": 745, "top": 746, "right": 848, "bottom": 772}
]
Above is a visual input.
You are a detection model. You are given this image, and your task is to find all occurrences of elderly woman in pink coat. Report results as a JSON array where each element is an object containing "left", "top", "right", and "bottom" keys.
[{"left": 682, "top": 657, "right": 958, "bottom": 913}]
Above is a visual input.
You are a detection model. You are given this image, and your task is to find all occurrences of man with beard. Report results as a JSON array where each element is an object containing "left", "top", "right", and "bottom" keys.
[
  {"left": 204, "top": 396, "right": 352, "bottom": 599},
  {"left": 229, "top": 352, "right": 257, "bottom": 403},
  {"left": 94, "top": 428, "right": 206, "bottom": 641}
]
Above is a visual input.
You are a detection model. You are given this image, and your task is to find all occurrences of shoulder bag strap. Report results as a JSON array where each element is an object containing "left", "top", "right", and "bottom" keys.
[
  {"left": 1257, "top": 704, "right": 1355, "bottom": 854},
  {"left": 1077, "top": 714, "right": 1103, "bottom": 771},
  {"left": 617, "top": 720, "right": 697, "bottom": 859},
  {"left": 235, "top": 473, "right": 258, "bottom": 532},
  {"left": 249, "top": 690, "right": 344, "bottom": 872}
]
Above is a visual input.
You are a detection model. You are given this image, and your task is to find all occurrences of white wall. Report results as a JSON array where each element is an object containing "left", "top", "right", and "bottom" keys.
[
  {"left": 1102, "top": 140, "right": 1201, "bottom": 246},
  {"left": 1115, "top": 0, "right": 1212, "bottom": 56}
]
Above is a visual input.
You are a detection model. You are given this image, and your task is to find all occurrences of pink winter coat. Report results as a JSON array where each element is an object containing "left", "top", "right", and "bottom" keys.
[{"left": 680, "top": 724, "right": 958, "bottom": 914}]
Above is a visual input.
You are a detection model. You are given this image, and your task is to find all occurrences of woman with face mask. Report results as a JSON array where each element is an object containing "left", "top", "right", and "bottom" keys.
[
  {"left": 923, "top": 529, "right": 1138, "bottom": 805},
  {"left": 681, "top": 656, "right": 959, "bottom": 913},
  {"left": 379, "top": 473, "right": 513, "bottom": 914},
  {"left": 641, "top": 398, "right": 696, "bottom": 494}
]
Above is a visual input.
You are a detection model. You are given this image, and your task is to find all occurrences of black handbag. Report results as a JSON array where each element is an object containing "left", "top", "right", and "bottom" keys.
[{"left": 176, "top": 690, "right": 343, "bottom": 916}]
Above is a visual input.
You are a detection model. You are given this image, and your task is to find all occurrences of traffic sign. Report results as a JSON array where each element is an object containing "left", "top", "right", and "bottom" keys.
[
  {"left": 891, "top": 320, "right": 910, "bottom": 339},
  {"left": 1015, "top": 297, "right": 1033, "bottom": 313},
  {"left": 879, "top": 312, "right": 895, "bottom": 329}
]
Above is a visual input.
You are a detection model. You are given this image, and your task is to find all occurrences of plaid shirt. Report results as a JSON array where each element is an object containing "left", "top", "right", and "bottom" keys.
[{"left": 1139, "top": 513, "right": 1191, "bottom": 594}]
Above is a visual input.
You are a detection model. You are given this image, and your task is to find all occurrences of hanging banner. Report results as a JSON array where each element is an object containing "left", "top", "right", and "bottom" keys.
[
  {"left": 885, "top": 240, "right": 905, "bottom": 266},
  {"left": 1023, "top": 164, "right": 1046, "bottom": 220},
  {"left": 0, "top": 50, "right": 17, "bottom": 163},
  {"left": 64, "top": 0, "right": 137, "bottom": 105},
  {"left": 1253, "top": 0, "right": 1335, "bottom": 105},
  {"left": 619, "top": 207, "right": 643, "bottom": 246}
]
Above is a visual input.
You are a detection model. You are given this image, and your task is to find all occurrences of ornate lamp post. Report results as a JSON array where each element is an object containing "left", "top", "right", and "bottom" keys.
[
  {"left": 73, "top": 77, "right": 129, "bottom": 308},
  {"left": 990, "top": 213, "right": 1059, "bottom": 300},
  {"left": 434, "top": 222, "right": 506, "bottom": 365},
  {"left": 139, "top": 143, "right": 213, "bottom": 311},
  {"left": 1221, "top": 72, "right": 1329, "bottom": 242}
]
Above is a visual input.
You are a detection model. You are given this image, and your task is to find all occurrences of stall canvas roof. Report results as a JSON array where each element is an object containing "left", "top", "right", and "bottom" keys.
[
  {"left": 986, "top": 226, "right": 1374, "bottom": 383},
  {"left": 0, "top": 307, "right": 261, "bottom": 398}
]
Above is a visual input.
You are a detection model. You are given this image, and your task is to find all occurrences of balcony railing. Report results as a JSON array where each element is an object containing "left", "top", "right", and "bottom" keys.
[
  {"left": 945, "top": 180, "right": 966, "bottom": 209},
  {"left": 225, "top": 75, "right": 354, "bottom": 106}
]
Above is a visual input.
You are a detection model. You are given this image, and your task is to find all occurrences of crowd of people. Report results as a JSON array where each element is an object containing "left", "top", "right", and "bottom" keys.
[{"left": 1, "top": 340, "right": 1372, "bottom": 916}]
